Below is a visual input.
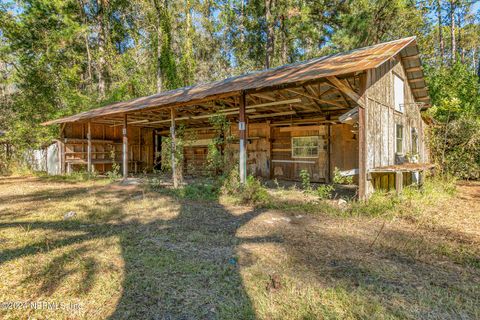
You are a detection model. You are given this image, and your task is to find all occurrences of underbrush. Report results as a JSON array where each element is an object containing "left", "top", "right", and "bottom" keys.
[
  {"left": 0, "top": 161, "right": 34, "bottom": 176},
  {"left": 221, "top": 170, "right": 271, "bottom": 206},
  {"left": 150, "top": 168, "right": 271, "bottom": 206},
  {"left": 34, "top": 170, "right": 101, "bottom": 182},
  {"left": 148, "top": 171, "right": 457, "bottom": 221},
  {"left": 348, "top": 175, "right": 456, "bottom": 218},
  {"left": 150, "top": 178, "right": 221, "bottom": 201}
]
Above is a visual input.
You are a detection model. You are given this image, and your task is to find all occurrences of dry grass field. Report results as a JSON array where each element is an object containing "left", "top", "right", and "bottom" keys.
[{"left": 0, "top": 175, "right": 479, "bottom": 319}]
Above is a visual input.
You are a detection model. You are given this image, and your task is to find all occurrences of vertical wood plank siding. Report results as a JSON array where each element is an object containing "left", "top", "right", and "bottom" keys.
[{"left": 364, "top": 56, "right": 428, "bottom": 194}]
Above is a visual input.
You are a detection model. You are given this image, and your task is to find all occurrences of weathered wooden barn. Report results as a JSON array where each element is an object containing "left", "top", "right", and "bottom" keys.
[{"left": 43, "top": 37, "right": 431, "bottom": 198}]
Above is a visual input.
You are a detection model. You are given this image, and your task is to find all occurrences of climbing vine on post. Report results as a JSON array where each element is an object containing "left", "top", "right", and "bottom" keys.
[{"left": 207, "top": 111, "right": 234, "bottom": 176}]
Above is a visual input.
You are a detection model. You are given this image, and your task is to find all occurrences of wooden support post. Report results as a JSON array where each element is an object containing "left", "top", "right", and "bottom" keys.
[
  {"left": 395, "top": 171, "right": 403, "bottom": 194},
  {"left": 266, "top": 120, "right": 272, "bottom": 179},
  {"left": 326, "top": 116, "right": 331, "bottom": 183},
  {"left": 87, "top": 122, "right": 92, "bottom": 174},
  {"left": 358, "top": 107, "right": 366, "bottom": 199},
  {"left": 138, "top": 127, "right": 142, "bottom": 172},
  {"left": 102, "top": 125, "right": 106, "bottom": 173},
  {"left": 60, "top": 124, "right": 66, "bottom": 174},
  {"left": 239, "top": 91, "right": 247, "bottom": 184},
  {"left": 122, "top": 114, "right": 128, "bottom": 178},
  {"left": 171, "top": 107, "right": 178, "bottom": 188},
  {"left": 58, "top": 140, "right": 63, "bottom": 174},
  {"left": 358, "top": 72, "right": 369, "bottom": 200}
]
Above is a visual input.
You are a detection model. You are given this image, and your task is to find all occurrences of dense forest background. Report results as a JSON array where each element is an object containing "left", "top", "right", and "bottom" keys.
[{"left": 0, "top": 0, "right": 479, "bottom": 177}]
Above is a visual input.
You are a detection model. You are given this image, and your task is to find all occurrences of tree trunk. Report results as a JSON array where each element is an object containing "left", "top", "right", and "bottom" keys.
[
  {"left": 77, "top": 0, "right": 93, "bottom": 83},
  {"left": 450, "top": 0, "right": 456, "bottom": 64},
  {"left": 437, "top": 0, "right": 444, "bottom": 65},
  {"left": 280, "top": 14, "right": 287, "bottom": 65},
  {"left": 457, "top": 10, "right": 465, "bottom": 63},
  {"left": 265, "top": 0, "right": 275, "bottom": 69},
  {"left": 85, "top": 34, "right": 93, "bottom": 82},
  {"left": 239, "top": 0, "right": 245, "bottom": 43},
  {"left": 472, "top": 47, "right": 477, "bottom": 72},
  {"left": 153, "top": 0, "right": 164, "bottom": 92},
  {"left": 156, "top": 26, "right": 163, "bottom": 92},
  {"left": 96, "top": 0, "right": 107, "bottom": 99},
  {"left": 477, "top": 53, "right": 480, "bottom": 80}
]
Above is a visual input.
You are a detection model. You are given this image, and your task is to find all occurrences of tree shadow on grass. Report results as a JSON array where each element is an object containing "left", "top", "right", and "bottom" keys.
[
  {"left": 0, "top": 180, "right": 274, "bottom": 319},
  {"left": 4, "top": 177, "right": 478, "bottom": 319},
  {"left": 241, "top": 212, "right": 480, "bottom": 319}
]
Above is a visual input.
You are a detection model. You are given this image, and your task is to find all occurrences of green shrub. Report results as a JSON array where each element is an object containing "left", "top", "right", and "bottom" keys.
[
  {"left": 317, "top": 184, "right": 334, "bottom": 199},
  {"left": 221, "top": 168, "right": 270, "bottom": 206},
  {"left": 428, "top": 113, "right": 480, "bottom": 179},
  {"left": 349, "top": 192, "right": 400, "bottom": 217},
  {"left": 332, "top": 167, "right": 353, "bottom": 185},
  {"left": 348, "top": 176, "right": 456, "bottom": 218},
  {"left": 106, "top": 149, "right": 121, "bottom": 181},
  {"left": 180, "top": 182, "right": 220, "bottom": 201},
  {"left": 239, "top": 175, "right": 270, "bottom": 205},
  {"left": 150, "top": 177, "right": 220, "bottom": 201},
  {"left": 299, "top": 169, "right": 312, "bottom": 191},
  {"left": 221, "top": 165, "right": 242, "bottom": 195},
  {"left": 149, "top": 177, "right": 162, "bottom": 190}
]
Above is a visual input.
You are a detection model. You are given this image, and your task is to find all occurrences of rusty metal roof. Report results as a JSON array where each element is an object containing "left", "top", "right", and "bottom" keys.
[{"left": 43, "top": 36, "right": 429, "bottom": 125}]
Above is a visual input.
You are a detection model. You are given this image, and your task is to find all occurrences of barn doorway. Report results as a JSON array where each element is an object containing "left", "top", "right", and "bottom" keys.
[{"left": 153, "top": 131, "right": 163, "bottom": 170}]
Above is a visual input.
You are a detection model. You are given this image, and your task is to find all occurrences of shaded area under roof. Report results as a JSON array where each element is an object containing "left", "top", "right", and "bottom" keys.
[{"left": 43, "top": 36, "right": 429, "bottom": 125}]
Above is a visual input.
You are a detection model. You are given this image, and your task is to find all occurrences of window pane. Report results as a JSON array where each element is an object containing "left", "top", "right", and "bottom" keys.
[
  {"left": 394, "top": 75, "right": 404, "bottom": 112},
  {"left": 292, "top": 136, "right": 319, "bottom": 158},
  {"left": 396, "top": 124, "right": 403, "bottom": 153},
  {"left": 411, "top": 128, "right": 418, "bottom": 153}
]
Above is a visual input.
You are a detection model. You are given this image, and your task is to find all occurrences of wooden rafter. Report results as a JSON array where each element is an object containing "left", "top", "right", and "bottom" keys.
[
  {"left": 405, "top": 66, "right": 422, "bottom": 72},
  {"left": 250, "top": 92, "right": 276, "bottom": 102},
  {"left": 285, "top": 88, "right": 346, "bottom": 109},
  {"left": 249, "top": 111, "right": 296, "bottom": 119},
  {"left": 326, "top": 76, "right": 364, "bottom": 108}
]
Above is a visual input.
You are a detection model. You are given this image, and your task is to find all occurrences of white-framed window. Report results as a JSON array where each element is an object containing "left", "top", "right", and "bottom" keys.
[
  {"left": 394, "top": 74, "right": 405, "bottom": 113},
  {"left": 292, "top": 136, "right": 319, "bottom": 158},
  {"left": 396, "top": 124, "right": 404, "bottom": 154},
  {"left": 411, "top": 128, "right": 418, "bottom": 154}
]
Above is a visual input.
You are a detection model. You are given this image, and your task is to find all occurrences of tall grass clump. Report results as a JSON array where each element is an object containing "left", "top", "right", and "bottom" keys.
[
  {"left": 221, "top": 166, "right": 270, "bottom": 206},
  {"left": 348, "top": 175, "right": 456, "bottom": 218}
]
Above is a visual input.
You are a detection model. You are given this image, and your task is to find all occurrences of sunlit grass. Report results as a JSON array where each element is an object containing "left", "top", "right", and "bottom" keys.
[{"left": 0, "top": 175, "right": 478, "bottom": 319}]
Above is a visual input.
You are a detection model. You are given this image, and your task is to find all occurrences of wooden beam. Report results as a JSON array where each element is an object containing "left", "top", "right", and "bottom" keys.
[
  {"left": 279, "top": 125, "right": 322, "bottom": 132},
  {"left": 146, "top": 108, "right": 257, "bottom": 125},
  {"left": 395, "top": 171, "right": 403, "bottom": 194},
  {"left": 191, "top": 109, "right": 256, "bottom": 119},
  {"left": 326, "top": 76, "right": 365, "bottom": 108},
  {"left": 122, "top": 114, "right": 128, "bottom": 178},
  {"left": 401, "top": 54, "right": 420, "bottom": 61},
  {"left": 239, "top": 92, "right": 247, "bottom": 184},
  {"left": 247, "top": 98, "right": 301, "bottom": 109},
  {"left": 411, "top": 88, "right": 427, "bottom": 93},
  {"left": 405, "top": 66, "right": 422, "bottom": 72},
  {"left": 285, "top": 88, "right": 345, "bottom": 109},
  {"left": 408, "top": 78, "right": 425, "bottom": 83},
  {"left": 171, "top": 108, "right": 178, "bottom": 188},
  {"left": 358, "top": 72, "right": 368, "bottom": 200},
  {"left": 87, "top": 121, "right": 92, "bottom": 174},
  {"left": 249, "top": 111, "right": 296, "bottom": 119},
  {"left": 110, "top": 119, "right": 148, "bottom": 127},
  {"left": 250, "top": 92, "right": 276, "bottom": 101}
]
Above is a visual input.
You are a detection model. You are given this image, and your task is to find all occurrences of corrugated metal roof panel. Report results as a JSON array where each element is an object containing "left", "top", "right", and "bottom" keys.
[{"left": 43, "top": 36, "right": 428, "bottom": 125}]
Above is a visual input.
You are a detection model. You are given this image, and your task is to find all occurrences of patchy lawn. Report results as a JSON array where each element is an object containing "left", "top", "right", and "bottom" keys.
[{"left": 0, "top": 176, "right": 479, "bottom": 319}]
